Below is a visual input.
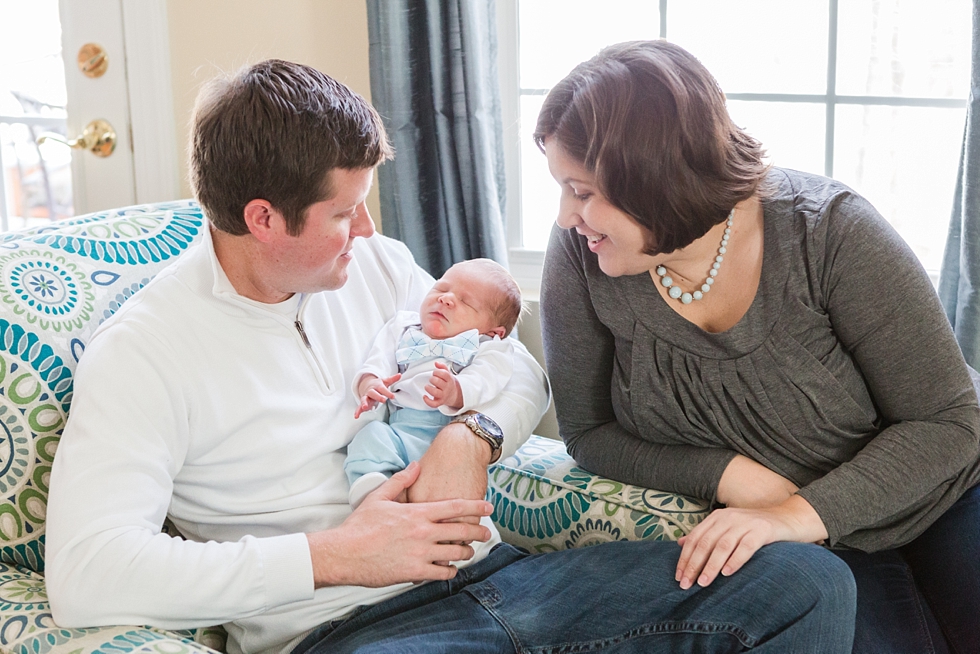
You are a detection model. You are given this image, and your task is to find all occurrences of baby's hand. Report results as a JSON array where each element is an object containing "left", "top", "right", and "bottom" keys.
[
  {"left": 354, "top": 373, "right": 401, "bottom": 419},
  {"left": 423, "top": 361, "right": 463, "bottom": 411}
]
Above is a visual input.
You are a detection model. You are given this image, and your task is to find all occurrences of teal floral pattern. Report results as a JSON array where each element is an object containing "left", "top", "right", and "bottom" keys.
[
  {"left": 0, "top": 561, "right": 224, "bottom": 654},
  {"left": 0, "top": 202, "right": 213, "bottom": 654},
  {"left": 0, "top": 252, "right": 93, "bottom": 333},
  {"left": 1, "top": 204, "right": 203, "bottom": 266},
  {"left": 488, "top": 435, "right": 711, "bottom": 553}
]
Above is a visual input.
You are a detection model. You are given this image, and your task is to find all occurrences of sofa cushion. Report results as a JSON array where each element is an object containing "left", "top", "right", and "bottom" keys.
[
  {"left": 0, "top": 559, "right": 225, "bottom": 654},
  {"left": 0, "top": 202, "right": 206, "bottom": 573},
  {"left": 488, "top": 435, "right": 711, "bottom": 552}
]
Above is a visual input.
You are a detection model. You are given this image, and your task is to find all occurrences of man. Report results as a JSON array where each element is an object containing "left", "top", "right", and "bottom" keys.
[{"left": 46, "top": 60, "right": 857, "bottom": 654}]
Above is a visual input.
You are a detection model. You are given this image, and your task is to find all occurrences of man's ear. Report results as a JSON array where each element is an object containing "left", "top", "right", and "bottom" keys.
[
  {"left": 485, "top": 326, "right": 507, "bottom": 339},
  {"left": 242, "top": 199, "right": 283, "bottom": 243}
]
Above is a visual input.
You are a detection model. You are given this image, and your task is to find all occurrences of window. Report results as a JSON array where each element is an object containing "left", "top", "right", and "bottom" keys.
[
  {"left": 0, "top": 0, "right": 73, "bottom": 232},
  {"left": 500, "top": 0, "right": 971, "bottom": 291}
]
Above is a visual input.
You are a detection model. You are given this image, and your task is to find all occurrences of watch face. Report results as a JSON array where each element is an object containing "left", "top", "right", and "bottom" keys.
[{"left": 474, "top": 413, "right": 503, "bottom": 440}]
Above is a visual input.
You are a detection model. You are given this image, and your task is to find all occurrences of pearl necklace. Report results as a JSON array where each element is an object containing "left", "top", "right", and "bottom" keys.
[{"left": 655, "top": 209, "right": 734, "bottom": 304}]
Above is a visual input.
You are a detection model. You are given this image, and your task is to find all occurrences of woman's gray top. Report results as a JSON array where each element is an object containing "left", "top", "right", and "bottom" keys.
[{"left": 540, "top": 167, "right": 980, "bottom": 552}]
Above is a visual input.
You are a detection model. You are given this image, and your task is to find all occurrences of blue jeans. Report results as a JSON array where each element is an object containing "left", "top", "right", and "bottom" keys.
[
  {"left": 292, "top": 540, "right": 855, "bottom": 653},
  {"left": 835, "top": 483, "right": 980, "bottom": 654}
]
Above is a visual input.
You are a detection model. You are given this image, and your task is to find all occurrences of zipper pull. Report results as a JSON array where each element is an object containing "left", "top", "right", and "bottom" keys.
[{"left": 294, "top": 320, "right": 312, "bottom": 349}]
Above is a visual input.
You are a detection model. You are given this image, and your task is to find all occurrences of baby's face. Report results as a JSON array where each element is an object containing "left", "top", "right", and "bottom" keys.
[{"left": 420, "top": 264, "right": 503, "bottom": 340}]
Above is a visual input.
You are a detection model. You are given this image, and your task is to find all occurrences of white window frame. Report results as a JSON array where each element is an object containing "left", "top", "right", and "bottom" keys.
[
  {"left": 497, "top": 0, "right": 969, "bottom": 293},
  {"left": 497, "top": 0, "right": 544, "bottom": 294}
]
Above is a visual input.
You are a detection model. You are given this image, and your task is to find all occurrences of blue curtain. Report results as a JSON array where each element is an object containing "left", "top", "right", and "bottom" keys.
[
  {"left": 939, "top": 0, "right": 980, "bottom": 367},
  {"left": 366, "top": 0, "right": 508, "bottom": 278}
]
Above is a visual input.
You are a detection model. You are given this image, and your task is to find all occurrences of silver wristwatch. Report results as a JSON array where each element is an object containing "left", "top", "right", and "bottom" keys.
[{"left": 450, "top": 412, "right": 504, "bottom": 464}]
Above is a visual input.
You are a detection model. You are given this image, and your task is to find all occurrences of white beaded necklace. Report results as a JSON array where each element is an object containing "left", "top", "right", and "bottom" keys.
[{"left": 655, "top": 209, "right": 734, "bottom": 305}]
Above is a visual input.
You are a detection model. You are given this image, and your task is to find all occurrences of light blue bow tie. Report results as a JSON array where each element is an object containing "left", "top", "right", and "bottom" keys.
[{"left": 395, "top": 327, "right": 480, "bottom": 368}]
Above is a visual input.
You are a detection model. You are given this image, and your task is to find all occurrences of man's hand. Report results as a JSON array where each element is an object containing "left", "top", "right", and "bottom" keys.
[
  {"left": 306, "top": 462, "right": 494, "bottom": 588},
  {"left": 716, "top": 454, "right": 799, "bottom": 509},
  {"left": 423, "top": 362, "right": 463, "bottom": 410},
  {"left": 354, "top": 373, "right": 401, "bottom": 418},
  {"left": 674, "top": 494, "right": 828, "bottom": 591}
]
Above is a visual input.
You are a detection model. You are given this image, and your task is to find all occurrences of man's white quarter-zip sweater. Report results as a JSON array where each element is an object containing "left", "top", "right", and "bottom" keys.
[{"left": 45, "top": 227, "right": 550, "bottom": 654}]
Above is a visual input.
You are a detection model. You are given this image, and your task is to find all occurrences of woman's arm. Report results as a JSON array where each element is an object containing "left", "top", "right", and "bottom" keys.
[
  {"left": 717, "top": 454, "right": 799, "bottom": 508},
  {"left": 794, "top": 192, "right": 980, "bottom": 549},
  {"left": 541, "top": 225, "right": 737, "bottom": 501},
  {"left": 676, "top": 189, "right": 980, "bottom": 588}
]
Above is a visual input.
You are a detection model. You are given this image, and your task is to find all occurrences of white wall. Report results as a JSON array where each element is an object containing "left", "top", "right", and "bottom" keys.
[
  {"left": 517, "top": 298, "right": 559, "bottom": 439},
  {"left": 165, "top": 0, "right": 381, "bottom": 227}
]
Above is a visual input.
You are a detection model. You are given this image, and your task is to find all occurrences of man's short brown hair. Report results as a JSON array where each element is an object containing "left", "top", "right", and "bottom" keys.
[
  {"left": 533, "top": 40, "right": 767, "bottom": 255},
  {"left": 191, "top": 59, "right": 392, "bottom": 236}
]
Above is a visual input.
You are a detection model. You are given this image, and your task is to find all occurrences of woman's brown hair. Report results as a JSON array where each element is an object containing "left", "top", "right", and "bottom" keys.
[{"left": 533, "top": 40, "right": 767, "bottom": 255}]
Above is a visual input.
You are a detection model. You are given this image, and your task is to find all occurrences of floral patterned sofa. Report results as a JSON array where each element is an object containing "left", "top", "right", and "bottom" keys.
[{"left": 0, "top": 201, "right": 709, "bottom": 654}]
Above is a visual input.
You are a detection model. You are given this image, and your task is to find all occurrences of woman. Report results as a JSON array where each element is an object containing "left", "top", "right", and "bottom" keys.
[{"left": 537, "top": 40, "right": 980, "bottom": 653}]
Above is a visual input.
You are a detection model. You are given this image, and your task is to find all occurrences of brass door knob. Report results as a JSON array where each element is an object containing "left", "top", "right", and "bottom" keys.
[{"left": 37, "top": 119, "right": 117, "bottom": 157}]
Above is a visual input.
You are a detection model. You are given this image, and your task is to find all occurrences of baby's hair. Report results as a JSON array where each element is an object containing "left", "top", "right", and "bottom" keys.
[{"left": 452, "top": 259, "right": 523, "bottom": 337}]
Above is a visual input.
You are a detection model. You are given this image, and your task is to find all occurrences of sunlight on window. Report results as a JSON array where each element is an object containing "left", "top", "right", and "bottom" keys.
[
  {"left": 518, "top": 0, "right": 659, "bottom": 90},
  {"left": 835, "top": 105, "right": 964, "bottom": 269},
  {"left": 837, "top": 0, "right": 970, "bottom": 98},
  {"left": 519, "top": 94, "right": 554, "bottom": 251},
  {"left": 0, "top": 0, "right": 72, "bottom": 231},
  {"left": 670, "top": 1, "right": 828, "bottom": 95},
  {"left": 515, "top": 0, "right": 971, "bottom": 277},
  {"left": 726, "top": 101, "right": 826, "bottom": 174}
]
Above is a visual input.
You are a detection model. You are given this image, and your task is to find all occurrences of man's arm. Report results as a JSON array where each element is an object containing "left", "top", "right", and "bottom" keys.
[
  {"left": 46, "top": 327, "right": 315, "bottom": 627},
  {"left": 408, "top": 338, "right": 549, "bottom": 505}
]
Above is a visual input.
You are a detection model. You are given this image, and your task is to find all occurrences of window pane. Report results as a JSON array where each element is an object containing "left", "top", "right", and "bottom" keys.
[
  {"left": 726, "top": 101, "right": 826, "bottom": 175},
  {"left": 519, "top": 95, "right": 559, "bottom": 251},
  {"left": 1, "top": 122, "right": 73, "bottom": 227},
  {"left": 0, "top": 0, "right": 67, "bottom": 112},
  {"left": 834, "top": 105, "right": 965, "bottom": 273},
  {"left": 837, "top": 0, "right": 971, "bottom": 98},
  {"left": 670, "top": 0, "right": 827, "bottom": 95},
  {"left": 0, "top": 0, "right": 71, "bottom": 230},
  {"left": 518, "top": 0, "right": 659, "bottom": 90}
]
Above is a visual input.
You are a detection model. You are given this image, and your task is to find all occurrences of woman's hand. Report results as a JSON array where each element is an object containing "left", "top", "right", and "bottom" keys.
[
  {"left": 675, "top": 494, "right": 828, "bottom": 590},
  {"left": 717, "top": 454, "right": 799, "bottom": 508}
]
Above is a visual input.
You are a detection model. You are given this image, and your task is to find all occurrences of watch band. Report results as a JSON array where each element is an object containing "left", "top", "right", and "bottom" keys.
[{"left": 450, "top": 413, "right": 503, "bottom": 464}]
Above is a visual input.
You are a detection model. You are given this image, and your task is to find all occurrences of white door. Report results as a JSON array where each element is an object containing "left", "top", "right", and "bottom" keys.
[
  {"left": 0, "top": 0, "right": 179, "bottom": 230},
  {"left": 59, "top": 0, "right": 136, "bottom": 213},
  {"left": 60, "top": 0, "right": 179, "bottom": 215}
]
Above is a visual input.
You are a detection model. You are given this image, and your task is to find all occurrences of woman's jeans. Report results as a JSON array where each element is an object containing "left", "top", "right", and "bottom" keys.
[
  {"left": 834, "top": 483, "right": 980, "bottom": 654},
  {"left": 292, "top": 539, "right": 855, "bottom": 654}
]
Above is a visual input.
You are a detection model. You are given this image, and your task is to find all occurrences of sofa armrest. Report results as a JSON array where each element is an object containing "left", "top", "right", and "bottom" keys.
[
  {"left": 0, "top": 562, "right": 225, "bottom": 654},
  {"left": 488, "top": 435, "right": 711, "bottom": 553}
]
